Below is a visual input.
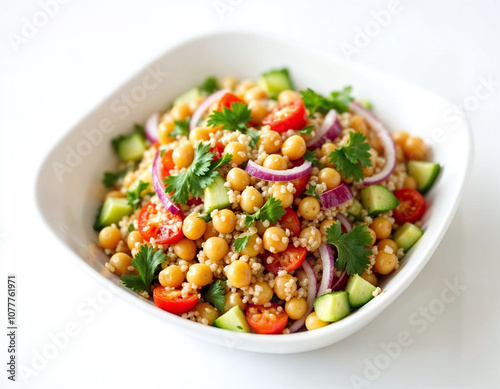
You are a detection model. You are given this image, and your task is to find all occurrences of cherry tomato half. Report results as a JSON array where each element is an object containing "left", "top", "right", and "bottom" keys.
[
  {"left": 280, "top": 208, "right": 301, "bottom": 237},
  {"left": 138, "top": 202, "right": 184, "bottom": 245},
  {"left": 246, "top": 303, "right": 289, "bottom": 335},
  {"left": 218, "top": 92, "right": 244, "bottom": 111},
  {"left": 264, "top": 246, "right": 307, "bottom": 275},
  {"left": 262, "top": 99, "right": 307, "bottom": 133},
  {"left": 393, "top": 188, "right": 426, "bottom": 224},
  {"left": 210, "top": 141, "right": 225, "bottom": 161},
  {"left": 153, "top": 286, "right": 199, "bottom": 315},
  {"left": 160, "top": 149, "right": 175, "bottom": 179},
  {"left": 290, "top": 158, "right": 310, "bottom": 198}
]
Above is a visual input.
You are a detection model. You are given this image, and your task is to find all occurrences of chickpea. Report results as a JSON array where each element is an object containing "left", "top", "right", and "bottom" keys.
[
  {"left": 182, "top": 213, "right": 206, "bottom": 240},
  {"left": 274, "top": 274, "right": 297, "bottom": 300},
  {"left": 403, "top": 176, "right": 418, "bottom": 190},
  {"left": 361, "top": 271, "right": 378, "bottom": 287},
  {"left": 188, "top": 96, "right": 205, "bottom": 114},
  {"left": 172, "top": 141, "right": 194, "bottom": 168},
  {"left": 298, "top": 197, "right": 321, "bottom": 220},
  {"left": 170, "top": 102, "right": 190, "bottom": 121},
  {"left": 377, "top": 239, "right": 399, "bottom": 254},
  {"left": 203, "top": 222, "right": 218, "bottom": 240},
  {"left": 224, "top": 291, "right": 246, "bottom": 311},
  {"left": 99, "top": 226, "right": 122, "bottom": 250},
  {"left": 319, "top": 219, "right": 336, "bottom": 236},
  {"left": 213, "top": 209, "right": 237, "bottom": 234},
  {"left": 281, "top": 135, "right": 306, "bottom": 160},
  {"left": 224, "top": 142, "right": 248, "bottom": 165},
  {"left": 194, "top": 302, "right": 219, "bottom": 325},
  {"left": 374, "top": 252, "right": 398, "bottom": 275},
  {"left": 240, "top": 187, "right": 264, "bottom": 214},
  {"left": 296, "top": 270, "right": 307, "bottom": 285},
  {"left": 109, "top": 253, "right": 133, "bottom": 276},
  {"left": 235, "top": 79, "right": 256, "bottom": 95},
  {"left": 226, "top": 260, "right": 252, "bottom": 288},
  {"left": 173, "top": 238, "right": 197, "bottom": 261},
  {"left": 269, "top": 183, "right": 294, "bottom": 208},
  {"left": 370, "top": 217, "right": 392, "bottom": 240},
  {"left": 226, "top": 168, "right": 250, "bottom": 191},
  {"left": 127, "top": 230, "right": 144, "bottom": 251},
  {"left": 403, "top": 136, "right": 427, "bottom": 160},
  {"left": 186, "top": 263, "right": 213, "bottom": 287},
  {"left": 263, "top": 154, "right": 288, "bottom": 170},
  {"left": 396, "top": 144, "right": 405, "bottom": 163},
  {"left": 305, "top": 312, "right": 329, "bottom": 331},
  {"left": 278, "top": 89, "right": 301, "bottom": 105},
  {"left": 258, "top": 130, "right": 282, "bottom": 153},
  {"left": 263, "top": 227, "right": 288, "bottom": 253},
  {"left": 220, "top": 76, "right": 238, "bottom": 90},
  {"left": 244, "top": 86, "right": 267, "bottom": 103},
  {"left": 392, "top": 131, "right": 409, "bottom": 148},
  {"left": 321, "top": 142, "right": 338, "bottom": 159},
  {"left": 105, "top": 190, "right": 125, "bottom": 199},
  {"left": 351, "top": 115, "right": 367, "bottom": 136},
  {"left": 204, "top": 237, "right": 229, "bottom": 261},
  {"left": 285, "top": 297, "right": 308, "bottom": 320},
  {"left": 366, "top": 226, "right": 377, "bottom": 246},
  {"left": 318, "top": 168, "right": 341, "bottom": 190},
  {"left": 241, "top": 235, "right": 262, "bottom": 257},
  {"left": 251, "top": 282, "right": 274, "bottom": 305},
  {"left": 299, "top": 227, "right": 322, "bottom": 252},
  {"left": 159, "top": 265, "right": 185, "bottom": 287},
  {"left": 158, "top": 117, "right": 175, "bottom": 144},
  {"left": 189, "top": 127, "right": 214, "bottom": 142},
  {"left": 248, "top": 100, "right": 268, "bottom": 124}
]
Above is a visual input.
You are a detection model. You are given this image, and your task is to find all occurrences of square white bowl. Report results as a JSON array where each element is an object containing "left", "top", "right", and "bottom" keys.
[{"left": 36, "top": 31, "right": 473, "bottom": 354}]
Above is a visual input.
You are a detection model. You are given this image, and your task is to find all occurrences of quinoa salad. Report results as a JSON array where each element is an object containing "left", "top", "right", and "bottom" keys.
[{"left": 94, "top": 69, "right": 441, "bottom": 334}]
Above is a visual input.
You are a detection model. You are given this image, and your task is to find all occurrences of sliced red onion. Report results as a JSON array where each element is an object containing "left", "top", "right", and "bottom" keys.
[
  {"left": 190, "top": 89, "right": 230, "bottom": 131},
  {"left": 331, "top": 270, "right": 349, "bottom": 291},
  {"left": 349, "top": 101, "right": 397, "bottom": 186},
  {"left": 152, "top": 150, "right": 180, "bottom": 215},
  {"left": 317, "top": 244, "right": 334, "bottom": 297},
  {"left": 288, "top": 259, "right": 317, "bottom": 333},
  {"left": 145, "top": 112, "right": 159, "bottom": 143},
  {"left": 306, "top": 109, "right": 342, "bottom": 149},
  {"left": 245, "top": 160, "right": 312, "bottom": 182},
  {"left": 320, "top": 183, "right": 353, "bottom": 209},
  {"left": 335, "top": 213, "right": 352, "bottom": 232}
]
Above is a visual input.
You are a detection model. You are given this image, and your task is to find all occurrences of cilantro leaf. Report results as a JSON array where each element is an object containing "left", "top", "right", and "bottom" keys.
[
  {"left": 304, "top": 184, "right": 320, "bottom": 200},
  {"left": 329, "top": 86, "right": 354, "bottom": 113},
  {"left": 297, "top": 125, "right": 314, "bottom": 135},
  {"left": 200, "top": 76, "right": 219, "bottom": 95},
  {"left": 126, "top": 180, "right": 150, "bottom": 209},
  {"left": 202, "top": 280, "right": 226, "bottom": 312},
  {"left": 329, "top": 131, "right": 371, "bottom": 182},
  {"left": 128, "top": 224, "right": 136, "bottom": 233},
  {"left": 325, "top": 221, "right": 373, "bottom": 276},
  {"left": 170, "top": 117, "right": 190, "bottom": 137},
  {"left": 246, "top": 130, "right": 260, "bottom": 148},
  {"left": 300, "top": 86, "right": 353, "bottom": 115},
  {"left": 234, "top": 235, "right": 252, "bottom": 252},
  {"left": 102, "top": 167, "right": 130, "bottom": 188},
  {"left": 121, "top": 245, "right": 166, "bottom": 293},
  {"left": 303, "top": 149, "right": 324, "bottom": 168},
  {"left": 244, "top": 195, "right": 286, "bottom": 229},
  {"left": 207, "top": 102, "right": 252, "bottom": 132}
]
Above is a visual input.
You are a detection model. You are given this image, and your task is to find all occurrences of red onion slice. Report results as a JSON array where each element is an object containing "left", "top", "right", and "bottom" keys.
[
  {"left": 306, "top": 109, "right": 342, "bottom": 149},
  {"left": 317, "top": 244, "right": 335, "bottom": 297},
  {"left": 152, "top": 150, "right": 180, "bottom": 215},
  {"left": 331, "top": 270, "right": 349, "bottom": 291},
  {"left": 335, "top": 213, "right": 352, "bottom": 232},
  {"left": 288, "top": 259, "right": 317, "bottom": 333},
  {"left": 145, "top": 112, "right": 159, "bottom": 143},
  {"left": 189, "top": 89, "right": 230, "bottom": 131},
  {"left": 245, "top": 160, "right": 312, "bottom": 182},
  {"left": 349, "top": 101, "right": 397, "bottom": 186},
  {"left": 320, "top": 183, "right": 353, "bottom": 209}
]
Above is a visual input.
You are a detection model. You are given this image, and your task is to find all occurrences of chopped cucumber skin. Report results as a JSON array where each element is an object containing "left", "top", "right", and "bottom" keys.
[
  {"left": 204, "top": 175, "right": 230, "bottom": 214},
  {"left": 407, "top": 161, "right": 441, "bottom": 194},
  {"left": 314, "top": 291, "right": 351, "bottom": 322},
  {"left": 257, "top": 68, "right": 293, "bottom": 99},
  {"left": 345, "top": 274, "right": 376, "bottom": 308},
  {"left": 213, "top": 305, "right": 251, "bottom": 333},
  {"left": 94, "top": 198, "right": 133, "bottom": 230},
  {"left": 393, "top": 222, "right": 423, "bottom": 251},
  {"left": 361, "top": 185, "right": 399, "bottom": 216},
  {"left": 116, "top": 133, "right": 146, "bottom": 162},
  {"left": 174, "top": 87, "right": 202, "bottom": 105}
]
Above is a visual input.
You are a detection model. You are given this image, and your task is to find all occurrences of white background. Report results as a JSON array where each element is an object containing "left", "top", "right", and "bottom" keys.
[{"left": 1, "top": 0, "right": 499, "bottom": 388}]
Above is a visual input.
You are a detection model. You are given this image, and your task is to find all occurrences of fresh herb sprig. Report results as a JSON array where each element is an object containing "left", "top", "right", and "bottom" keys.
[
  {"left": 300, "top": 86, "right": 353, "bottom": 116},
  {"left": 200, "top": 76, "right": 219, "bottom": 95},
  {"left": 170, "top": 117, "right": 191, "bottom": 137},
  {"left": 303, "top": 149, "right": 324, "bottom": 169},
  {"left": 234, "top": 235, "right": 252, "bottom": 252},
  {"left": 126, "top": 180, "right": 149, "bottom": 209},
  {"left": 102, "top": 166, "right": 130, "bottom": 188},
  {"left": 202, "top": 280, "right": 226, "bottom": 312},
  {"left": 329, "top": 131, "right": 372, "bottom": 182},
  {"left": 244, "top": 195, "right": 286, "bottom": 229},
  {"left": 121, "top": 245, "right": 166, "bottom": 293}
]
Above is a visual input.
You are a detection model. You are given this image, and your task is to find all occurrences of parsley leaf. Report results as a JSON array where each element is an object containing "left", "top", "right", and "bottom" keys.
[
  {"left": 297, "top": 125, "right": 314, "bottom": 135},
  {"left": 329, "top": 131, "right": 372, "bottom": 182},
  {"left": 126, "top": 180, "right": 150, "bottom": 209},
  {"left": 234, "top": 235, "right": 252, "bottom": 252},
  {"left": 244, "top": 195, "right": 286, "bottom": 229},
  {"left": 202, "top": 280, "right": 226, "bottom": 312},
  {"left": 170, "top": 117, "right": 190, "bottom": 137},
  {"left": 121, "top": 245, "right": 166, "bottom": 293},
  {"left": 329, "top": 86, "right": 354, "bottom": 113},
  {"left": 326, "top": 221, "right": 373, "bottom": 276},
  {"left": 128, "top": 224, "right": 136, "bottom": 233},
  {"left": 304, "top": 184, "right": 320, "bottom": 200},
  {"left": 200, "top": 76, "right": 219, "bottom": 95},
  {"left": 102, "top": 167, "right": 130, "bottom": 188},
  {"left": 303, "top": 149, "right": 324, "bottom": 168},
  {"left": 246, "top": 130, "right": 260, "bottom": 148},
  {"left": 300, "top": 86, "right": 353, "bottom": 115},
  {"left": 207, "top": 102, "right": 252, "bottom": 132}
]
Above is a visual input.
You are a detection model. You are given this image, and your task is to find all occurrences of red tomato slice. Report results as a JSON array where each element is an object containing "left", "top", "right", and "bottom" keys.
[
  {"left": 186, "top": 197, "right": 203, "bottom": 207},
  {"left": 246, "top": 304, "right": 289, "bottom": 334},
  {"left": 160, "top": 149, "right": 175, "bottom": 179},
  {"left": 393, "top": 188, "right": 426, "bottom": 224},
  {"left": 153, "top": 286, "right": 199, "bottom": 315},
  {"left": 262, "top": 99, "right": 307, "bottom": 133},
  {"left": 218, "top": 92, "right": 244, "bottom": 111},
  {"left": 280, "top": 208, "right": 301, "bottom": 237},
  {"left": 290, "top": 158, "right": 310, "bottom": 198},
  {"left": 264, "top": 246, "right": 307, "bottom": 275},
  {"left": 210, "top": 141, "right": 225, "bottom": 161},
  {"left": 138, "top": 202, "right": 184, "bottom": 245}
]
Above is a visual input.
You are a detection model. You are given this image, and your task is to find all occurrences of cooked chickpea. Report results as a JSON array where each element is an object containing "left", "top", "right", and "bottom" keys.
[
  {"left": 374, "top": 252, "right": 398, "bottom": 275},
  {"left": 188, "top": 96, "right": 205, "bottom": 114},
  {"left": 159, "top": 265, "right": 185, "bottom": 287},
  {"left": 224, "top": 142, "right": 248, "bottom": 165},
  {"left": 244, "top": 86, "right": 267, "bottom": 103},
  {"left": 278, "top": 89, "right": 300, "bottom": 105},
  {"left": 392, "top": 131, "right": 409, "bottom": 148},
  {"left": 274, "top": 274, "right": 297, "bottom": 300},
  {"left": 204, "top": 237, "right": 229, "bottom": 261},
  {"left": 370, "top": 217, "right": 392, "bottom": 240},
  {"left": 403, "top": 175, "right": 418, "bottom": 190},
  {"left": 299, "top": 227, "right": 322, "bottom": 252},
  {"left": 109, "top": 253, "right": 133, "bottom": 276},
  {"left": 351, "top": 115, "right": 368, "bottom": 136},
  {"left": 361, "top": 271, "right": 378, "bottom": 287},
  {"left": 172, "top": 141, "right": 194, "bottom": 168},
  {"left": 127, "top": 230, "right": 143, "bottom": 251},
  {"left": 318, "top": 168, "right": 341, "bottom": 190},
  {"left": 285, "top": 297, "right": 308, "bottom": 320},
  {"left": 319, "top": 219, "right": 336, "bottom": 236},
  {"left": 258, "top": 130, "right": 282, "bottom": 153},
  {"left": 226, "top": 168, "right": 250, "bottom": 191},
  {"left": 173, "top": 238, "right": 197, "bottom": 261},
  {"left": 403, "top": 136, "right": 427, "bottom": 160},
  {"left": 377, "top": 239, "right": 399, "bottom": 254},
  {"left": 366, "top": 226, "right": 377, "bottom": 246},
  {"left": 305, "top": 312, "right": 329, "bottom": 331},
  {"left": 240, "top": 187, "right": 264, "bottom": 213},
  {"left": 213, "top": 209, "right": 237, "bottom": 234},
  {"left": 220, "top": 76, "right": 238, "bottom": 90},
  {"left": 251, "top": 282, "right": 273, "bottom": 305},
  {"left": 182, "top": 213, "right": 207, "bottom": 240},
  {"left": 226, "top": 260, "right": 252, "bottom": 288},
  {"left": 186, "top": 263, "right": 213, "bottom": 287},
  {"left": 298, "top": 197, "right": 321, "bottom": 220},
  {"left": 248, "top": 100, "right": 268, "bottom": 124},
  {"left": 241, "top": 235, "right": 262, "bottom": 257},
  {"left": 189, "top": 126, "right": 214, "bottom": 142},
  {"left": 203, "top": 222, "right": 218, "bottom": 240},
  {"left": 263, "top": 227, "right": 288, "bottom": 253},
  {"left": 170, "top": 102, "right": 190, "bottom": 121},
  {"left": 321, "top": 142, "right": 338, "bottom": 158},
  {"left": 281, "top": 135, "right": 306, "bottom": 160},
  {"left": 235, "top": 79, "right": 256, "bottom": 94},
  {"left": 158, "top": 117, "right": 175, "bottom": 144},
  {"left": 99, "top": 226, "right": 122, "bottom": 250},
  {"left": 269, "top": 183, "right": 294, "bottom": 208},
  {"left": 296, "top": 270, "right": 307, "bottom": 285},
  {"left": 194, "top": 302, "right": 219, "bottom": 325},
  {"left": 224, "top": 291, "right": 246, "bottom": 311},
  {"left": 263, "top": 154, "right": 288, "bottom": 170}
]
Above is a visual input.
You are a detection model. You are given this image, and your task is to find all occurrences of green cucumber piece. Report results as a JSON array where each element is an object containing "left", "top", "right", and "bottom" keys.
[
  {"left": 174, "top": 87, "right": 202, "bottom": 105},
  {"left": 213, "top": 305, "right": 251, "bottom": 333},
  {"left": 347, "top": 198, "right": 363, "bottom": 216},
  {"left": 345, "top": 274, "right": 376, "bottom": 308},
  {"left": 314, "top": 291, "right": 351, "bottom": 322},
  {"left": 393, "top": 222, "right": 423, "bottom": 251},
  {"left": 115, "top": 133, "right": 146, "bottom": 162},
  {"left": 361, "top": 185, "right": 399, "bottom": 216},
  {"left": 358, "top": 99, "right": 373, "bottom": 110},
  {"left": 407, "top": 161, "right": 441, "bottom": 194},
  {"left": 204, "top": 175, "right": 230, "bottom": 214},
  {"left": 128, "top": 168, "right": 152, "bottom": 194},
  {"left": 94, "top": 197, "right": 133, "bottom": 230},
  {"left": 257, "top": 68, "right": 293, "bottom": 99}
]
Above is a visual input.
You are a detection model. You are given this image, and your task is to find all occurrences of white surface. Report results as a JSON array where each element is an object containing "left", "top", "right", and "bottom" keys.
[{"left": 0, "top": 0, "right": 499, "bottom": 387}]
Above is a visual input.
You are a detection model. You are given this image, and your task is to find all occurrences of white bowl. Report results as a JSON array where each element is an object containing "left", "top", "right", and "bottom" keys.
[{"left": 36, "top": 31, "right": 473, "bottom": 354}]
